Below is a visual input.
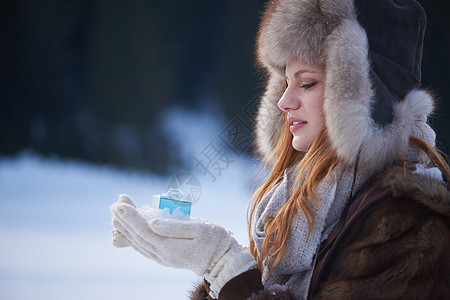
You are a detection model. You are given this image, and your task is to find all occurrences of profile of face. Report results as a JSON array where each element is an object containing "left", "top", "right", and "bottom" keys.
[{"left": 278, "top": 59, "right": 325, "bottom": 152}]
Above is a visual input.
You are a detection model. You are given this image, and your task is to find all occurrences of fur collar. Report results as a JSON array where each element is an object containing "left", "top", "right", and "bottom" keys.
[{"left": 382, "top": 167, "right": 450, "bottom": 217}]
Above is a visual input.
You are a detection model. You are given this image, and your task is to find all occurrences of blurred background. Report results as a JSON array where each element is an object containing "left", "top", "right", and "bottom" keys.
[
  {"left": 1, "top": 0, "right": 449, "bottom": 171},
  {"left": 0, "top": 0, "right": 449, "bottom": 299}
]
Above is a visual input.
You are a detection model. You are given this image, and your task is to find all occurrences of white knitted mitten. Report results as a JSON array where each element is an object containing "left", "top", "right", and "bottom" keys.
[
  {"left": 111, "top": 194, "right": 136, "bottom": 248},
  {"left": 111, "top": 195, "right": 256, "bottom": 298}
]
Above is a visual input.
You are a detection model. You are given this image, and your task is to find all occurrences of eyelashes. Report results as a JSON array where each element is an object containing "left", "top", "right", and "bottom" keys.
[
  {"left": 284, "top": 80, "right": 318, "bottom": 91},
  {"left": 300, "top": 82, "right": 317, "bottom": 90}
]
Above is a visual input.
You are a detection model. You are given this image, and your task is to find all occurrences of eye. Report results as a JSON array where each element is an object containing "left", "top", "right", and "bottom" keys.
[{"left": 300, "top": 82, "right": 316, "bottom": 90}]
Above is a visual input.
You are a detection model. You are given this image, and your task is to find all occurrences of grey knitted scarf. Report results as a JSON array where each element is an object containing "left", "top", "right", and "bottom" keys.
[{"left": 250, "top": 120, "right": 438, "bottom": 300}]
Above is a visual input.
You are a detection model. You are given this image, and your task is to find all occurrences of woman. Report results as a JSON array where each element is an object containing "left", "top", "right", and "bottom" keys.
[{"left": 111, "top": 0, "right": 450, "bottom": 299}]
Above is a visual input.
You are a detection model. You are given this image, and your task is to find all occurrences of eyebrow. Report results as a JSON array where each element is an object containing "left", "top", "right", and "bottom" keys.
[{"left": 285, "top": 69, "right": 318, "bottom": 80}]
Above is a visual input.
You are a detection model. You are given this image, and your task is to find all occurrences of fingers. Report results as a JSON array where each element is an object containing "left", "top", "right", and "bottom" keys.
[
  {"left": 118, "top": 194, "right": 137, "bottom": 208},
  {"left": 128, "top": 241, "right": 162, "bottom": 264},
  {"left": 112, "top": 229, "right": 129, "bottom": 248},
  {"left": 111, "top": 202, "right": 148, "bottom": 234},
  {"left": 111, "top": 195, "right": 168, "bottom": 264},
  {"left": 112, "top": 218, "right": 163, "bottom": 263},
  {"left": 112, "top": 203, "right": 162, "bottom": 252},
  {"left": 147, "top": 218, "right": 204, "bottom": 239}
]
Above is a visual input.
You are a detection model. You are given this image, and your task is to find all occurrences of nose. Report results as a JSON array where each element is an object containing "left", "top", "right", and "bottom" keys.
[{"left": 278, "top": 86, "right": 300, "bottom": 112}]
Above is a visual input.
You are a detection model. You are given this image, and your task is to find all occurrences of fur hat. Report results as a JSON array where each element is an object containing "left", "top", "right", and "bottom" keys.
[{"left": 255, "top": 0, "right": 433, "bottom": 173}]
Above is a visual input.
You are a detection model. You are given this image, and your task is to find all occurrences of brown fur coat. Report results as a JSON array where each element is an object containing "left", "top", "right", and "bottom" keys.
[{"left": 189, "top": 168, "right": 450, "bottom": 299}]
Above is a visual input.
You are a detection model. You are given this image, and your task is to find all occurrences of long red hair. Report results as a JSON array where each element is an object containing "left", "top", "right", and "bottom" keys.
[{"left": 248, "top": 115, "right": 339, "bottom": 270}]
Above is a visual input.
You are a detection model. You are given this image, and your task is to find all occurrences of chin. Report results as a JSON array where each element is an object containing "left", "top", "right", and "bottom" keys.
[{"left": 292, "top": 138, "right": 309, "bottom": 152}]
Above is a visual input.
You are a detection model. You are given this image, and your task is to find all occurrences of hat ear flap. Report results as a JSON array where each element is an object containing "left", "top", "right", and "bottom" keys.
[
  {"left": 324, "top": 17, "right": 434, "bottom": 174},
  {"left": 323, "top": 18, "right": 373, "bottom": 168}
]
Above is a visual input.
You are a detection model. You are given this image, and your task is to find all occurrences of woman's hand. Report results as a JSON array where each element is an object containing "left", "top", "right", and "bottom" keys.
[
  {"left": 111, "top": 194, "right": 136, "bottom": 248},
  {"left": 110, "top": 194, "right": 256, "bottom": 298}
]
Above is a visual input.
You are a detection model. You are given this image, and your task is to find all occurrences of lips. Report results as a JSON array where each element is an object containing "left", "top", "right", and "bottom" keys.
[
  {"left": 289, "top": 122, "right": 307, "bottom": 133},
  {"left": 287, "top": 116, "right": 308, "bottom": 133}
]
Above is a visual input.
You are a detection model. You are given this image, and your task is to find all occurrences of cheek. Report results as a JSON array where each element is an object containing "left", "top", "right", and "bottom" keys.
[
  {"left": 308, "top": 95, "right": 325, "bottom": 126},
  {"left": 314, "top": 103, "right": 325, "bottom": 126}
]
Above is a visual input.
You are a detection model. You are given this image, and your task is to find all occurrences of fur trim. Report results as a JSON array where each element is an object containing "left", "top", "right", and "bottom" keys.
[
  {"left": 382, "top": 167, "right": 450, "bottom": 217},
  {"left": 254, "top": 73, "right": 285, "bottom": 161},
  {"left": 323, "top": 17, "right": 373, "bottom": 168},
  {"left": 359, "top": 90, "right": 434, "bottom": 172},
  {"left": 188, "top": 280, "right": 210, "bottom": 300},
  {"left": 257, "top": 0, "right": 354, "bottom": 73}
]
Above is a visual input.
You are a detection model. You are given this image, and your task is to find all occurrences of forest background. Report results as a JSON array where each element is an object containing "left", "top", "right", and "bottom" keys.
[{"left": 1, "top": 0, "right": 449, "bottom": 173}]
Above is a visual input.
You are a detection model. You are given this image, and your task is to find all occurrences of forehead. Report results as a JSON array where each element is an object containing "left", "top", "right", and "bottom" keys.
[{"left": 285, "top": 59, "right": 323, "bottom": 77}]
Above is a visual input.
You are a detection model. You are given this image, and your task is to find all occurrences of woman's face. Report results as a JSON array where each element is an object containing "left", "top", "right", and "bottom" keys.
[{"left": 278, "top": 59, "right": 325, "bottom": 152}]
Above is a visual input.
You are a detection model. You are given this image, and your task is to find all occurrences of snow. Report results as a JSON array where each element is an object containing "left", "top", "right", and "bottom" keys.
[{"left": 0, "top": 106, "right": 262, "bottom": 299}]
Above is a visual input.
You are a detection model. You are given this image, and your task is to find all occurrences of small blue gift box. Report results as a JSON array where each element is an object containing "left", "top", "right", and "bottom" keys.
[{"left": 151, "top": 188, "right": 191, "bottom": 216}]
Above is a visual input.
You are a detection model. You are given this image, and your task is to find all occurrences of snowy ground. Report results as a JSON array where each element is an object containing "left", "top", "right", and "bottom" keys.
[{"left": 0, "top": 107, "right": 263, "bottom": 300}]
